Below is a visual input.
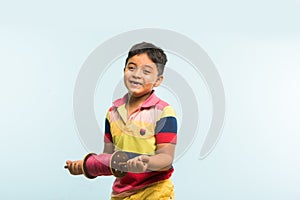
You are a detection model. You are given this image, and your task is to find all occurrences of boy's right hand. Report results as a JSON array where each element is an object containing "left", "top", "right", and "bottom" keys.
[{"left": 65, "top": 160, "right": 84, "bottom": 175}]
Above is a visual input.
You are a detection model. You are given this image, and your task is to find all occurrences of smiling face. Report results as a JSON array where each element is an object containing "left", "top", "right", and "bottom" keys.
[{"left": 124, "top": 53, "right": 163, "bottom": 99}]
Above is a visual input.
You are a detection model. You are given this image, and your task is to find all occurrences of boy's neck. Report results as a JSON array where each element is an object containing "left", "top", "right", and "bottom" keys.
[{"left": 126, "top": 91, "right": 152, "bottom": 115}]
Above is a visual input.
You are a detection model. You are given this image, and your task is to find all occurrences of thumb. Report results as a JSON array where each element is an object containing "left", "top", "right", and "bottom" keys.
[
  {"left": 65, "top": 160, "right": 72, "bottom": 167},
  {"left": 64, "top": 160, "right": 71, "bottom": 169},
  {"left": 140, "top": 155, "right": 150, "bottom": 163},
  {"left": 66, "top": 160, "right": 72, "bottom": 164}
]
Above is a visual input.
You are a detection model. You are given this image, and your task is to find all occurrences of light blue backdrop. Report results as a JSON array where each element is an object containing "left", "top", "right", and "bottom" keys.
[{"left": 1, "top": 0, "right": 299, "bottom": 199}]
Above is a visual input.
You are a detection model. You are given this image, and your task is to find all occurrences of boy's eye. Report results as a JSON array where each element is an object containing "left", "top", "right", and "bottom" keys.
[
  {"left": 143, "top": 70, "right": 151, "bottom": 74},
  {"left": 127, "top": 66, "right": 135, "bottom": 70}
]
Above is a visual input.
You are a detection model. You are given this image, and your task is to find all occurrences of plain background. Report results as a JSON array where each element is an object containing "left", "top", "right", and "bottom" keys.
[{"left": 1, "top": 0, "right": 299, "bottom": 199}]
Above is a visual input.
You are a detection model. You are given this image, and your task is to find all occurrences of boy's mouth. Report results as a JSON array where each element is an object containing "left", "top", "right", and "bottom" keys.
[{"left": 129, "top": 80, "right": 143, "bottom": 86}]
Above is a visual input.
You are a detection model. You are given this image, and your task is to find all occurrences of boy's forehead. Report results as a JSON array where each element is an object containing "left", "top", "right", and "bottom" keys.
[{"left": 127, "top": 53, "right": 156, "bottom": 66}]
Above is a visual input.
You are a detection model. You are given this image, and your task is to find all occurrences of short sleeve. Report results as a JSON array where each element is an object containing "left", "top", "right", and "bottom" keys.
[
  {"left": 155, "top": 106, "right": 177, "bottom": 144},
  {"left": 104, "top": 111, "right": 113, "bottom": 143}
]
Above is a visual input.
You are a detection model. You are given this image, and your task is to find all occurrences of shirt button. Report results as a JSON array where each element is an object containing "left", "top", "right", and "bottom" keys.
[{"left": 140, "top": 129, "right": 146, "bottom": 136}]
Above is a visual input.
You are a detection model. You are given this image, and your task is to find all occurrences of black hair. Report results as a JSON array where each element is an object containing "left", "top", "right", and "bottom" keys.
[{"left": 125, "top": 42, "right": 167, "bottom": 75}]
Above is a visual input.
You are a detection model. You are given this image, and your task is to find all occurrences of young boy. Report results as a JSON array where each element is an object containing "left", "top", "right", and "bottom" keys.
[{"left": 66, "top": 42, "right": 177, "bottom": 199}]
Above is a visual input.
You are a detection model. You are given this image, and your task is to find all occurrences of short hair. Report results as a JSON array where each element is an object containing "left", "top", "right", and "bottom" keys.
[{"left": 125, "top": 42, "right": 167, "bottom": 75}]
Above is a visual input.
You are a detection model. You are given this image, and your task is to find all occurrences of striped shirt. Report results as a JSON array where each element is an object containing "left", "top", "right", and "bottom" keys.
[{"left": 104, "top": 91, "right": 177, "bottom": 197}]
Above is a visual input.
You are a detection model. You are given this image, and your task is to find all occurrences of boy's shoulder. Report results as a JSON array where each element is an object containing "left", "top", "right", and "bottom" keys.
[
  {"left": 147, "top": 94, "right": 177, "bottom": 118},
  {"left": 154, "top": 97, "right": 170, "bottom": 110}
]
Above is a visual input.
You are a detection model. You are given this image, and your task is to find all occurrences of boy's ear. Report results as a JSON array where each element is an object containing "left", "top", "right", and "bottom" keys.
[{"left": 154, "top": 75, "right": 164, "bottom": 87}]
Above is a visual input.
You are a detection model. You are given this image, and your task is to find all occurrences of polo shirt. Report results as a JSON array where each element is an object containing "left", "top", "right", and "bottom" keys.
[
  {"left": 104, "top": 91, "right": 177, "bottom": 154},
  {"left": 104, "top": 91, "right": 177, "bottom": 197}
]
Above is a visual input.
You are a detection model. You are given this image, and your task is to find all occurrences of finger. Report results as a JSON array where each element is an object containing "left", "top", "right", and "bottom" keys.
[
  {"left": 75, "top": 162, "right": 82, "bottom": 173},
  {"left": 127, "top": 159, "right": 138, "bottom": 172},
  {"left": 137, "top": 160, "right": 146, "bottom": 169},
  {"left": 70, "top": 162, "right": 80, "bottom": 175},
  {"left": 126, "top": 159, "right": 134, "bottom": 170},
  {"left": 140, "top": 155, "right": 150, "bottom": 163},
  {"left": 64, "top": 160, "right": 70, "bottom": 169},
  {"left": 128, "top": 160, "right": 143, "bottom": 172},
  {"left": 70, "top": 164, "right": 79, "bottom": 175},
  {"left": 68, "top": 162, "right": 74, "bottom": 173},
  {"left": 137, "top": 156, "right": 142, "bottom": 161}
]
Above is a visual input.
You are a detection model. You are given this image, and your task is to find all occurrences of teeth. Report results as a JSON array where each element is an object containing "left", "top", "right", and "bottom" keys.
[{"left": 130, "top": 81, "right": 141, "bottom": 85}]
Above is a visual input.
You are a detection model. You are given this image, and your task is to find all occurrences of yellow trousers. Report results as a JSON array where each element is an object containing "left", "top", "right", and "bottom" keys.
[{"left": 111, "top": 179, "right": 175, "bottom": 200}]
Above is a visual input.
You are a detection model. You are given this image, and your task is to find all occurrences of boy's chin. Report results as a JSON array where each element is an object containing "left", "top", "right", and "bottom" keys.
[{"left": 129, "top": 91, "right": 151, "bottom": 98}]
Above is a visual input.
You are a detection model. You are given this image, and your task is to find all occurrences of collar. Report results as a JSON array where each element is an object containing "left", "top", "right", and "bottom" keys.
[{"left": 112, "top": 90, "right": 160, "bottom": 108}]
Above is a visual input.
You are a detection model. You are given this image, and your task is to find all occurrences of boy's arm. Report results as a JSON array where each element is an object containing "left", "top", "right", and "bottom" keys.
[
  {"left": 126, "top": 143, "right": 175, "bottom": 172},
  {"left": 147, "top": 143, "right": 175, "bottom": 171},
  {"left": 103, "top": 142, "right": 114, "bottom": 154}
]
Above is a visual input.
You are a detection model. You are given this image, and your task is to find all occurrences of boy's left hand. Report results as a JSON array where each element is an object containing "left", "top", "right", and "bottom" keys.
[
  {"left": 126, "top": 155, "right": 150, "bottom": 173},
  {"left": 65, "top": 160, "right": 84, "bottom": 175}
]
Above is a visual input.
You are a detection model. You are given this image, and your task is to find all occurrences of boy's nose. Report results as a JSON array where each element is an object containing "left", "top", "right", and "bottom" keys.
[{"left": 132, "top": 68, "right": 142, "bottom": 78}]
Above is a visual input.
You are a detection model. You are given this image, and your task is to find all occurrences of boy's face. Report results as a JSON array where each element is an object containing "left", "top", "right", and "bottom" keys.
[{"left": 124, "top": 53, "right": 163, "bottom": 98}]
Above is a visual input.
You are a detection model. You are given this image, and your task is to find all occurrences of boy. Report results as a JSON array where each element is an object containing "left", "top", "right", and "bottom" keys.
[{"left": 66, "top": 42, "right": 177, "bottom": 199}]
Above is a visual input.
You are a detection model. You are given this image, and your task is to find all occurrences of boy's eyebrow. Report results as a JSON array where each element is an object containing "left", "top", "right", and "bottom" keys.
[
  {"left": 143, "top": 64, "right": 154, "bottom": 69},
  {"left": 127, "top": 62, "right": 137, "bottom": 66},
  {"left": 127, "top": 62, "right": 154, "bottom": 69}
]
